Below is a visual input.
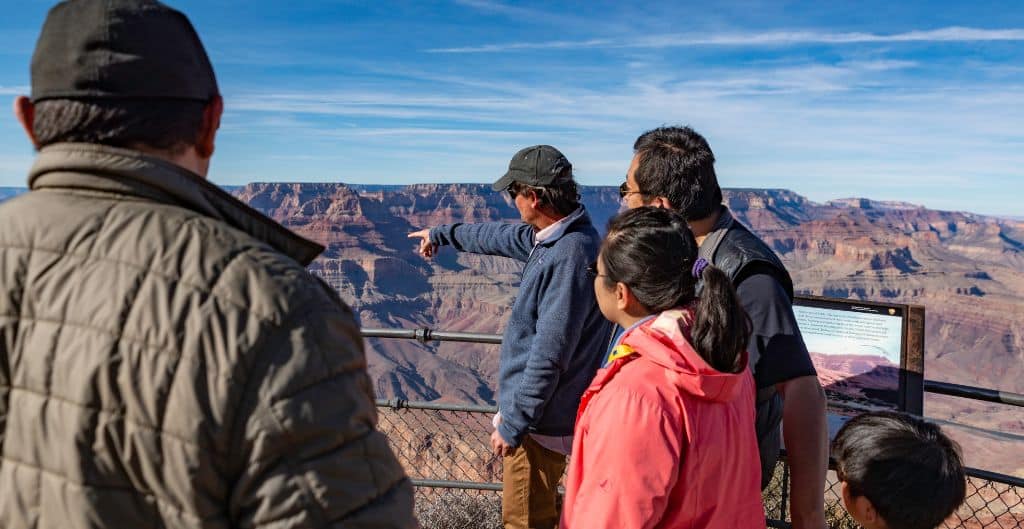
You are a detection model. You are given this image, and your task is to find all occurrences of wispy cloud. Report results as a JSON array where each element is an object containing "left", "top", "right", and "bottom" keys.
[
  {"left": 428, "top": 26, "right": 1024, "bottom": 53},
  {"left": 451, "top": 0, "right": 629, "bottom": 35},
  {"left": 2, "top": 1, "right": 1020, "bottom": 216},
  {"left": 224, "top": 59, "right": 924, "bottom": 126},
  {"left": 0, "top": 85, "right": 29, "bottom": 96},
  {"left": 212, "top": 53, "right": 1024, "bottom": 215},
  {"left": 452, "top": 0, "right": 549, "bottom": 19},
  {"left": 337, "top": 127, "right": 548, "bottom": 138},
  {"left": 428, "top": 38, "right": 613, "bottom": 54}
]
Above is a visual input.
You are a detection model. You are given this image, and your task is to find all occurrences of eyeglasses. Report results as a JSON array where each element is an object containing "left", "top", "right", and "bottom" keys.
[
  {"left": 619, "top": 181, "right": 643, "bottom": 199},
  {"left": 585, "top": 261, "right": 607, "bottom": 278}
]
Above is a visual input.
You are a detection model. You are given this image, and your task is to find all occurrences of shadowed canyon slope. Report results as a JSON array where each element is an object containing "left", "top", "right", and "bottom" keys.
[
  {"left": 2, "top": 183, "right": 1020, "bottom": 472},
  {"left": 231, "top": 183, "right": 1024, "bottom": 397},
  {"left": 233, "top": 183, "right": 625, "bottom": 403},
  {"left": 232, "top": 182, "right": 1024, "bottom": 474}
]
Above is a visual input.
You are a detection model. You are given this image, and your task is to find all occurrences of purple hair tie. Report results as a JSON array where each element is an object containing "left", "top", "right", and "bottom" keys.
[{"left": 691, "top": 257, "right": 710, "bottom": 278}]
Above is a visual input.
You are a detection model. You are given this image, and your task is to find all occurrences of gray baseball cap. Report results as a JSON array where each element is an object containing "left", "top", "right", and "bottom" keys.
[{"left": 491, "top": 145, "right": 572, "bottom": 191}]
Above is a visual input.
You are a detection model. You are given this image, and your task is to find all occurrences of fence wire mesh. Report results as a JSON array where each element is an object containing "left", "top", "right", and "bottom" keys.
[{"left": 377, "top": 401, "right": 1024, "bottom": 529}]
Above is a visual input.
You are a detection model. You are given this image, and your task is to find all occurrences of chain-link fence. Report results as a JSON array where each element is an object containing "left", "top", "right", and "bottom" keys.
[
  {"left": 367, "top": 327, "right": 1024, "bottom": 528},
  {"left": 377, "top": 399, "right": 1024, "bottom": 529},
  {"left": 376, "top": 400, "right": 503, "bottom": 529}
]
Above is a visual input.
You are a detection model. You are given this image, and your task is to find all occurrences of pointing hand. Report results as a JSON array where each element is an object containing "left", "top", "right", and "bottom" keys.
[{"left": 408, "top": 229, "right": 439, "bottom": 259}]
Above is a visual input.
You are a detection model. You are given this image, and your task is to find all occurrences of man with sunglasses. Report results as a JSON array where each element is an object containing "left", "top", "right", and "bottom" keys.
[{"left": 409, "top": 145, "right": 610, "bottom": 529}]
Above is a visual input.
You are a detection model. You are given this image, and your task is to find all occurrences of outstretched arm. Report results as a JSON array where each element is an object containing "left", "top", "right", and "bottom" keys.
[{"left": 408, "top": 222, "right": 535, "bottom": 262}]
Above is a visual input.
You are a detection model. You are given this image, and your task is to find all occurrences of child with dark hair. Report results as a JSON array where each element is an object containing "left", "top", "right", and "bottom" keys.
[
  {"left": 832, "top": 411, "right": 967, "bottom": 529},
  {"left": 560, "top": 207, "right": 766, "bottom": 529}
]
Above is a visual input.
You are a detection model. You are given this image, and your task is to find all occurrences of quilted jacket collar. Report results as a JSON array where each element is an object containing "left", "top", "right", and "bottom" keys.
[{"left": 28, "top": 143, "right": 323, "bottom": 265}]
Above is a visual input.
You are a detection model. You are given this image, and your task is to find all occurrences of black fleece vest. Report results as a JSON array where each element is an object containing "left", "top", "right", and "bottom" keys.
[
  {"left": 698, "top": 209, "right": 794, "bottom": 489},
  {"left": 710, "top": 221, "right": 794, "bottom": 300}
]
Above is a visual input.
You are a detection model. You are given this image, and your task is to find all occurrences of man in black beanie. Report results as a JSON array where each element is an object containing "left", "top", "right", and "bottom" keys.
[{"left": 0, "top": 2, "right": 415, "bottom": 528}]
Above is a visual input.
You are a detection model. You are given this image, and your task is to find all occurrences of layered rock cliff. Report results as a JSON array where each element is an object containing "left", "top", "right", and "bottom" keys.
[
  {"left": 3, "top": 183, "right": 1019, "bottom": 472},
  {"left": 232, "top": 183, "right": 1024, "bottom": 400}
]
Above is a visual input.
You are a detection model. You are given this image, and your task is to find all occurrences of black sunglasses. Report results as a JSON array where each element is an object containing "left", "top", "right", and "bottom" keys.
[{"left": 619, "top": 181, "right": 643, "bottom": 199}]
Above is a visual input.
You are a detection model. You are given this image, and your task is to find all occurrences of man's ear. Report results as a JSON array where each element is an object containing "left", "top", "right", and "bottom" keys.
[
  {"left": 194, "top": 95, "right": 223, "bottom": 159},
  {"left": 648, "top": 195, "right": 672, "bottom": 209},
  {"left": 525, "top": 188, "right": 541, "bottom": 209},
  {"left": 13, "top": 96, "right": 41, "bottom": 150}
]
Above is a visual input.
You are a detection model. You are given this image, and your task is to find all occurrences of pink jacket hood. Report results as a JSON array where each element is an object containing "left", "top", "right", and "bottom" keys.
[{"left": 620, "top": 308, "right": 748, "bottom": 403}]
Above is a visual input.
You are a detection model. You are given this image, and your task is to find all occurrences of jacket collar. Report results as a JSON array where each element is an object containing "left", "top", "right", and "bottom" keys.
[
  {"left": 27, "top": 143, "right": 324, "bottom": 266},
  {"left": 622, "top": 307, "right": 748, "bottom": 403},
  {"left": 535, "top": 206, "right": 590, "bottom": 247}
]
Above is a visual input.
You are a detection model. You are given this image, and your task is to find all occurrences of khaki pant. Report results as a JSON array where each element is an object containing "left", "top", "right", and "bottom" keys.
[{"left": 502, "top": 435, "right": 568, "bottom": 529}]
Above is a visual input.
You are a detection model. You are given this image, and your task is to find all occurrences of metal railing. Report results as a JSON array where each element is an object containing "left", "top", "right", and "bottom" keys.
[
  {"left": 362, "top": 328, "right": 502, "bottom": 345},
  {"left": 363, "top": 327, "right": 1024, "bottom": 410},
  {"left": 924, "top": 380, "right": 1024, "bottom": 408},
  {"left": 365, "top": 327, "right": 1024, "bottom": 529}
]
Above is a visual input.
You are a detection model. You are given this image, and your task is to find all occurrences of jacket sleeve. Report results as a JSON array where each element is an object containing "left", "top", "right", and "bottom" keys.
[
  {"left": 496, "top": 250, "right": 591, "bottom": 446},
  {"left": 227, "top": 285, "right": 415, "bottom": 529},
  {"left": 565, "top": 390, "right": 685, "bottom": 529},
  {"left": 429, "top": 222, "right": 534, "bottom": 262}
]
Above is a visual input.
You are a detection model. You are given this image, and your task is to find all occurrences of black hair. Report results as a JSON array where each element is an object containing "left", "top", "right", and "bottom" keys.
[
  {"left": 508, "top": 168, "right": 580, "bottom": 217},
  {"left": 600, "top": 207, "right": 750, "bottom": 373},
  {"left": 32, "top": 98, "right": 206, "bottom": 154},
  {"left": 632, "top": 126, "right": 723, "bottom": 221},
  {"left": 832, "top": 411, "right": 966, "bottom": 529}
]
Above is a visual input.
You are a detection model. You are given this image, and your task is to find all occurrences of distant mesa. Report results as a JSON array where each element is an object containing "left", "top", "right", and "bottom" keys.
[
  {"left": 828, "top": 197, "right": 924, "bottom": 211},
  {"left": 3, "top": 181, "right": 1022, "bottom": 474},
  {"left": 2, "top": 184, "right": 1022, "bottom": 406},
  {"left": 814, "top": 352, "right": 900, "bottom": 410}
]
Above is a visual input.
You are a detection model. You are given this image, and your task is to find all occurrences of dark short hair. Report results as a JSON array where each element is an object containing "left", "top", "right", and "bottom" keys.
[
  {"left": 600, "top": 207, "right": 750, "bottom": 373},
  {"left": 508, "top": 168, "right": 580, "bottom": 217},
  {"left": 632, "top": 126, "right": 723, "bottom": 220},
  {"left": 32, "top": 98, "right": 206, "bottom": 154},
  {"left": 833, "top": 411, "right": 966, "bottom": 529}
]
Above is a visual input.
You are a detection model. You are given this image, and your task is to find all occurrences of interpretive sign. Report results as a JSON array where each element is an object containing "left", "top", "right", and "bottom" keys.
[{"left": 793, "top": 296, "right": 924, "bottom": 419}]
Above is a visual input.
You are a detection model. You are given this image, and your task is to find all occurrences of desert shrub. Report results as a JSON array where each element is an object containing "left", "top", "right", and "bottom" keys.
[{"left": 415, "top": 489, "right": 502, "bottom": 529}]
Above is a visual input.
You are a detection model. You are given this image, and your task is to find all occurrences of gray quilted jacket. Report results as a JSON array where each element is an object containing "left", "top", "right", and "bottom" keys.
[{"left": 0, "top": 143, "right": 414, "bottom": 529}]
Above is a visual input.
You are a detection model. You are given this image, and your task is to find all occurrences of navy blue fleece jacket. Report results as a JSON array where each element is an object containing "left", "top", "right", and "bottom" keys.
[{"left": 429, "top": 210, "right": 611, "bottom": 446}]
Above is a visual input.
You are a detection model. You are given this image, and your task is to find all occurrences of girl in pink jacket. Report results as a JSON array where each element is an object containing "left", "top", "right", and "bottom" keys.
[{"left": 561, "top": 207, "right": 766, "bottom": 529}]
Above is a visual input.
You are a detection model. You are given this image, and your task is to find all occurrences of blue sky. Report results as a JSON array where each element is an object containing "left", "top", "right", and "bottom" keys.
[{"left": 1, "top": 0, "right": 1023, "bottom": 216}]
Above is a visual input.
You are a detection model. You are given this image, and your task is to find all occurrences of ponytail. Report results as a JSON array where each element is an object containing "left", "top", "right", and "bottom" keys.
[
  {"left": 691, "top": 265, "right": 751, "bottom": 374},
  {"left": 601, "top": 207, "right": 752, "bottom": 374}
]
